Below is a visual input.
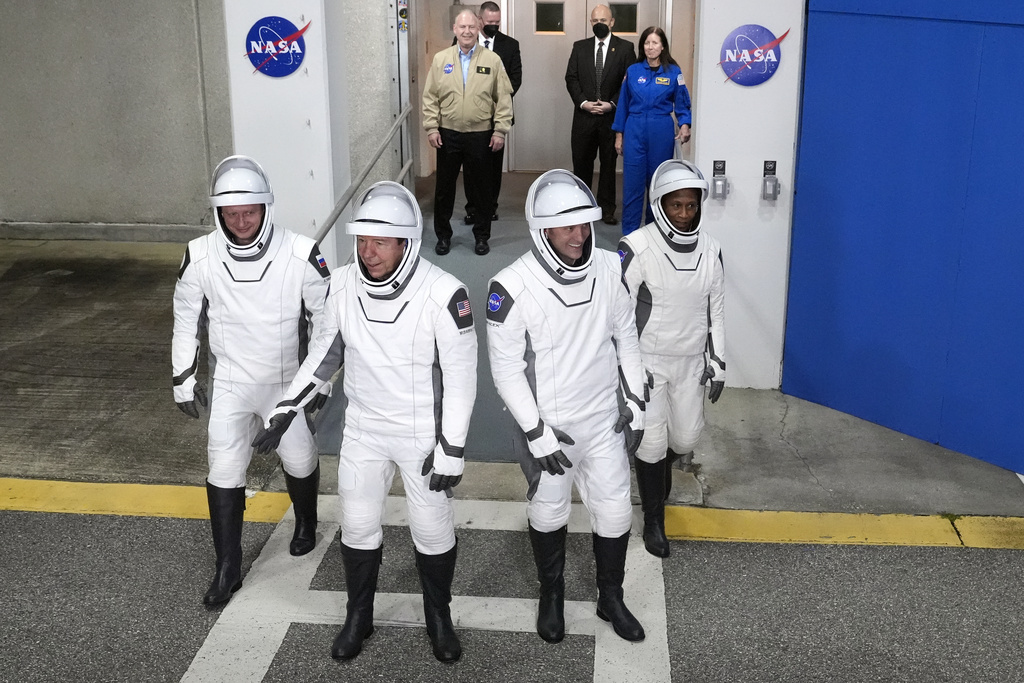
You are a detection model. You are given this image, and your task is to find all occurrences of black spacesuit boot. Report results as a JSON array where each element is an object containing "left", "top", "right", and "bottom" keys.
[
  {"left": 283, "top": 463, "right": 320, "bottom": 556},
  {"left": 203, "top": 481, "right": 246, "bottom": 606},
  {"left": 592, "top": 531, "right": 646, "bottom": 642},
  {"left": 331, "top": 543, "right": 382, "bottom": 660},
  {"left": 634, "top": 459, "right": 670, "bottom": 558},
  {"left": 529, "top": 523, "right": 567, "bottom": 643},
  {"left": 415, "top": 543, "right": 462, "bottom": 662}
]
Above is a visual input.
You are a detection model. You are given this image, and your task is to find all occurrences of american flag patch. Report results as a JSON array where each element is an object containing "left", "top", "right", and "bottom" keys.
[
  {"left": 317, "top": 255, "right": 327, "bottom": 268},
  {"left": 456, "top": 300, "right": 471, "bottom": 317}
]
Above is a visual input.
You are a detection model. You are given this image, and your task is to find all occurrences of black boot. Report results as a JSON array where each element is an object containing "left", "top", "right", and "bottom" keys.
[
  {"left": 664, "top": 449, "right": 681, "bottom": 501},
  {"left": 415, "top": 543, "right": 462, "bottom": 662},
  {"left": 528, "top": 524, "right": 567, "bottom": 643},
  {"left": 331, "top": 543, "right": 382, "bottom": 660},
  {"left": 593, "top": 532, "right": 645, "bottom": 642},
  {"left": 283, "top": 463, "right": 319, "bottom": 556},
  {"left": 203, "top": 482, "right": 246, "bottom": 606},
  {"left": 635, "top": 459, "right": 670, "bottom": 558}
]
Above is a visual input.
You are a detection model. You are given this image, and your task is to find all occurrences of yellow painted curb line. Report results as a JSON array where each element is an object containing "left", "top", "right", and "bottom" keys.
[
  {"left": 0, "top": 478, "right": 291, "bottom": 524},
  {"left": 666, "top": 506, "right": 1024, "bottom": 549}
]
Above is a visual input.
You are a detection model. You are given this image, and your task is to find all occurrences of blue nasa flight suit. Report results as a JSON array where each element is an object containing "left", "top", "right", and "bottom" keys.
[{"left": 612, "top": 61, "right": 691, "bottom": 235}]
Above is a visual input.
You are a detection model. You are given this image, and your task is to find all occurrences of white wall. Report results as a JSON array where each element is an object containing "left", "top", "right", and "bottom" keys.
[
  {"left": 693, "top": 1, "right": 805, "bottom": 388},
  {"left": 222, "top": 2, "right": 337, "bottom": 246}
]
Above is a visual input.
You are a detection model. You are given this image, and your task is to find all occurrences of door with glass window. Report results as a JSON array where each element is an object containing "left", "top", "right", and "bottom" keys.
[{"left": 509, "top": 0, "right": 659, "bottom": 171}]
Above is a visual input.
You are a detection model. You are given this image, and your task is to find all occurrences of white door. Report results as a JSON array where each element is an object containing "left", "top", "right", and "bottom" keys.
[{"left": 508, "top": 1, "right": 661, "bottom": 172}]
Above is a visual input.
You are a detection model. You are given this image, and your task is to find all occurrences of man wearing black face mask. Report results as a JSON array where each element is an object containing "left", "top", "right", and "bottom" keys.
[
  {"left": 461, "top": 1, "right": 522, "bottom": 226},
  {"left": 565, "top": 5, "right": 636, "bottom": 226}
]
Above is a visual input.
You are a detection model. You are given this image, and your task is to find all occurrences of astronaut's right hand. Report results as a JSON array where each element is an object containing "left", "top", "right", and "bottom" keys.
[
  {"left": 251, "top": 409, "right": 297, "bottom": 455},
  {"left": 176, "top": 381, "right": 208, "bottom": 419},
  {"left": 536, "top": 428, "right": 575, "bottom": 476}
]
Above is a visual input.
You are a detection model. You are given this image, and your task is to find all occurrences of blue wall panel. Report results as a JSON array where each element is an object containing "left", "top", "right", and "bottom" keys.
[{"left": 784, "top": 2, "right": 1023, "bottom": 471}]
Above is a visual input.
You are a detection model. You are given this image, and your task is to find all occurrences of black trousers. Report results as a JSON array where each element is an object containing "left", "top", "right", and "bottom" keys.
[
  {"left": 570, "top": 113, "right": 618, "bottom": 217},
  {"left": 434, "top": 128, "right": 493, "bottom": 242},
  {"left": 464, "top": 143, "right": 504, "bottom": 218}
]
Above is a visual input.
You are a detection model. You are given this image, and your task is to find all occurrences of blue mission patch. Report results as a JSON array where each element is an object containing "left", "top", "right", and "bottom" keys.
[{"left": 487, "top": 292, "right": 504, "bottom": 312}]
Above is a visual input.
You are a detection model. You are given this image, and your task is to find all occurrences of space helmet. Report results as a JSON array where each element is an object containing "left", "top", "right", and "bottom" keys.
[
  {"left": 649, "top": 159, "right": 709, "bottom": 245},
  {"left": 209, "top": 155, "right": 275, "bottom": 258},
  {"left": 525, "top": 169, "right": 603, "bottom": 281},
  {"left": 345, "top": 181, "right": 422, "bottom": 296}
]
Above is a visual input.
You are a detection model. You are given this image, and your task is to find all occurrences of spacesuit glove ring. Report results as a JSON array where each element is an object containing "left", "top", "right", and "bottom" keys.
[
  {"left": 175, "top": 381, "right": 208, "bottom": 419},
  {"left": 304, "top": 381, "right": 332, "bottom": 415},
  {"left": 423, "top": 442, "right": 465, "bottom": 494},
  {"left": 251, "top": 409, "right": 297, "bottom": 455},
  {"left": 536, "top": 428, "right": 574, "bottom": 477}
]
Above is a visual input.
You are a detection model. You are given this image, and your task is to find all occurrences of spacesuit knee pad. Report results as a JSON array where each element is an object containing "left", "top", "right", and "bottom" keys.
[
  {"left": 527, "top": 494, "right": 572, "bottom": 533},
  {"left": 591, "top": 498, "right": 633, "bottom": 538},
  {"left": 635, "top": 425, "right": 669, "bottom": 464},
  {"left": 408, "top": 515, "right": 456, "bottom": 556},
  {"left": 339, "top": 498, "right": 385, "bottom": 550},
  {"left": 669, "top": 429, "right": 701, "bottom": 456},
  {"left": 207, "top": 452, "right": 248, "bottom": 489}
]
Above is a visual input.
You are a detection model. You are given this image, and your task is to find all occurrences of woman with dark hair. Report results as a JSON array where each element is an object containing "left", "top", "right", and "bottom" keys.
[{"left": 612, "top": 26, "right": 692, "bottom": 235}]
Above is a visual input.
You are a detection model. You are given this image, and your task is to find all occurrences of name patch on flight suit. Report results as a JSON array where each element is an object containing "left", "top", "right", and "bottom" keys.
[
  {"left": 655, "top": 77, "right": 670, "bottom": 85},
  {"left": 476, "top": 66, "right": 491, "bottom": 74}
]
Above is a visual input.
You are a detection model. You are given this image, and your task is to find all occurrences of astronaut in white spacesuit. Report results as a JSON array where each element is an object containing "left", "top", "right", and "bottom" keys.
[
  {"left": 486, "top": 169, "right": 648, "bottom": 644},
  {"left": 251, "top": 181, "right": 477, "bottom": 664},
  {"left": 617, "top": 159, "right": 725, "bottom": 558},
  {"left": 172, "top": 155, "right": 332, "bottom": 606}
]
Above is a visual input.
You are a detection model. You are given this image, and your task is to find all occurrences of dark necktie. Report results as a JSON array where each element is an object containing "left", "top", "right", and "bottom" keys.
[
  {"left": 484, "top": 38, "right": 491, "bottom": 49},
  {"left": 595, "top": 41, "right": 605, "bottom": 100}
]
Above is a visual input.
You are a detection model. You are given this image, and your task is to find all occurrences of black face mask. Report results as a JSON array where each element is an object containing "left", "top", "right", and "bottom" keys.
[
  {"left": 482, "top": 24, "right": 499, "bottom": 38},
  {"left": 592, "top": 23, "right": 610, "bottom": 39}
]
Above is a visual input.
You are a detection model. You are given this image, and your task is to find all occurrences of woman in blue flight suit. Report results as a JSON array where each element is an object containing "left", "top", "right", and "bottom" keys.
[{"left": 612, "top": 27, "right": 691, "bottom": 235}]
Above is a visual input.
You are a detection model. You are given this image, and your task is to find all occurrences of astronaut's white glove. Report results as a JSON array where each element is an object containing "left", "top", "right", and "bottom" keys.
[
  {"left": 527, "top": 424, "right": 575, "bottom": 476},
  {"left": 251, "top": 406, "right": 297, "bottom": 455},
  {"left": 614, "top": 396, "right": 645, "bottom": 457},
  {"left": 174, "top": 377, "right": 208, "bottom": 420},
  {"left": 421, "top": 440, "right": 465, "bottom": 494},
  {"left": 700, "top": 353, "right": 726, "bottom": 404},
  {"left": 305, "top": 381, "right": 332, "bottom": 415}
]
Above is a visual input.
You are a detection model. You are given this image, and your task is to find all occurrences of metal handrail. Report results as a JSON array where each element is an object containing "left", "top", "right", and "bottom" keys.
[{"left": 315, "top": 102, "right": 414, "bottom": 245}]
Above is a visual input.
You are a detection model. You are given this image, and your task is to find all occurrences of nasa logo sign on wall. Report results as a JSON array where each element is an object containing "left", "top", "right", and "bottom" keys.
[
  {"left": 719, "top": 24, "right": 790, "bottom": 86},
  {"left": 245, "top": 16, "right": 311, "bottom": 77}
]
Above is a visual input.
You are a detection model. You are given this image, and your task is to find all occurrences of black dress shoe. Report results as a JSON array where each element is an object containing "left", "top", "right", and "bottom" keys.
[
  {"left": 435, "top": 238, "right": 451, "bottom": 255},
  {"left": 602, "top": 214, "right": 618, "bottom": 225},
  {"left": 463, "top": 214, "right": 475, "bottom": 225},
  {"left": 474, "top": 239, "right": 490, "bottom": 255}
]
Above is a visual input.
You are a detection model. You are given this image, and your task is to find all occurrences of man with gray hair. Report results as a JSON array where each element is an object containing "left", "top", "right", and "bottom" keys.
[{"left": 423, "top": 9, "right": 513, "bottom": 256}]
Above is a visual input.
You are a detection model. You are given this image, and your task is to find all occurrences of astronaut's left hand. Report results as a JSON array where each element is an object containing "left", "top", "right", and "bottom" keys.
[
  {"left": 700, "top": 356, "right": 726, "bottom": 404},
  {"left": 421, "top": 442, "right": 464, "bottom": 495},
  {"left": 305, "top": 381, "right": 332, "bottom": 415},
  {"left": 251, "top": 409, "right": 297, "bottom": 455},
  {"left": 614, "top": 396, "right": 645, "bottom": 457}
]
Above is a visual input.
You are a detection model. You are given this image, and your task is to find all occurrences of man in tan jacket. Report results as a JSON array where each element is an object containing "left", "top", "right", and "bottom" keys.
[{"left": 423, "top": 9, "right": 513, "bottom": 256}]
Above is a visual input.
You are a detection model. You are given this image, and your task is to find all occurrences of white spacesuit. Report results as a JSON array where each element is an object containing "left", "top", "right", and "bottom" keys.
[
  {"left": 252, "top": 181, "right": 476, "bottom": 664},
  {"left": 171, "top": 155, "right": 331, "bottom": 606},
  {"left": 486, "top": 169, "right": 647, "bottom": 644},
  {"left": 617, "top": 158, "right": 725, "bottom": 558}
]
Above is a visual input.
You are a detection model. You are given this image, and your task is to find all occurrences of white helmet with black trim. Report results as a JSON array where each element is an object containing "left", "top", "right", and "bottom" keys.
[
  {"left": 649, "top": 159, "right": 709, "bottom": 245},
  {"left": 209, "top": 155, "right": 275, "bottom": 258},
  {"left": 525, "top": 169, "right": 603, "bottom": 281},
  {"left": 345, "top": 181, "right": 422, "bottom": 296}
]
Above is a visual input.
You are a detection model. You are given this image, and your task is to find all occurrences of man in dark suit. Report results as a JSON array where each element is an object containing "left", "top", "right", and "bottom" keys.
[
  {"left": 463, "top": 1, "right": 522, "bottom": 224},
  {"left": 565, "top": 5, "right": 635, "bottom": 225}
]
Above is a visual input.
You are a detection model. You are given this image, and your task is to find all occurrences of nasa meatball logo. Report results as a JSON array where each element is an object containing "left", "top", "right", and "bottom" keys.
[
  {"left": 487, "top": 293, "right": 505, "bottom": 312},
  {"left": 444, "top": 63, "right": 455, "bottom": 74},
  {"left": 246, "top": 16, "right": 311, "bottom": 77},
  {"left": 719, "top": 24, "right": 790, "bottom": 86}
]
